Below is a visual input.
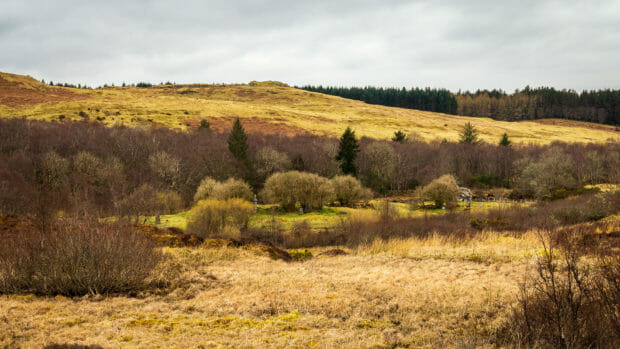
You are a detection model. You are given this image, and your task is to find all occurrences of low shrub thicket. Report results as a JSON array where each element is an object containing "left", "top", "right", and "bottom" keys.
[
  {"left": 187, "top": 198, "right": 254, "bottom": 238},
  {"left": 288, "top": 249, "right": 313, "bottom": 261},
  {"left": 261, "top": 171, "right": 334, "bottom": 211},
  {"left": 194, "top": 177, "right": 253, "bottom": 202},
  {"left": 472, "top": 191, "right": 620, "bottom": 231},
  {"left": 330, "top": 175, "right": 373, "bottom": 207},
  {"left": 213, "top": 178, "right": 253, "bottom": 201},
  {"left": 243, "top": 212, "right": 473, "bottom": 248},
  {"left": 260, "top": 171, "right": 372, "bottom": 211},
  {"left": 0, "top": 218, "right": 161, "bottom": 296},
  {"left": 244, "top": 191, "right": 619, "bottom": 249},
  {"left": 418, "top": 174, "right": 459, "bottom": 208},
  {"left": 156, "top": 190, "right": 184, "bottom": 214}
]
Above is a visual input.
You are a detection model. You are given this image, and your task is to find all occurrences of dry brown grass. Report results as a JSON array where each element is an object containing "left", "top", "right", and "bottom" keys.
[
  {"left": 0, "top": 232, "right": 541, "bottom": 348},
  {"left": 0, "top": 72, "right": 89, "bottom": 107}
]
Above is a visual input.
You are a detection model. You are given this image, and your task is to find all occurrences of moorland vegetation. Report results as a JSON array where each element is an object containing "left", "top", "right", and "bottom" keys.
[{"left": 0, "top": 75, "right": 619, "bottom": 347}]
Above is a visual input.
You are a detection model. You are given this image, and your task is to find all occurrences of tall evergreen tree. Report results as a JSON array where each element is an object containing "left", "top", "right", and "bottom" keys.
[
  {"left": 392, "top": 130, "right": 407, "bottom": 143},
  {"left": 336, "top": 127, "right": 360, "bottom": 176},
  {"left": 499, "top": 132, "right": 512, "bottom": 146},
  {"left": 459, "top": 122, "right": 481, "bottom": 145},
  {"left": 228, "top": 118, "right": 248, "bottom": 163},
  {"left": 199, "top": 119, "right": 210, "bottom": 130}
]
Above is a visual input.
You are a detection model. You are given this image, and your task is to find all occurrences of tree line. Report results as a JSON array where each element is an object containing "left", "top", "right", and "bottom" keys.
[
  {"left": 299, "top": 85, "right": 620, "bottom": 125},
  {"left": 456, "top": 86, "right": 620, "bottom": 125},
  {"left": 0, "top": 118, "right": 618, "bottom": 222}
]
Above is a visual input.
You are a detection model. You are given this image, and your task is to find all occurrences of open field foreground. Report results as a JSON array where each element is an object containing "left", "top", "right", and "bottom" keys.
[
  {"left": 0, "top": 232, "right": 540, "bottom": 348},
  {"left": 1, "top": 72, "right": 618, "bottom": 144}
]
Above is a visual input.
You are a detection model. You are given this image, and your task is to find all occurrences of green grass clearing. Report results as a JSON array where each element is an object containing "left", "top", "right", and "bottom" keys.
[{"left": 144, "top": 200, "right": 526, "bottom": 233}]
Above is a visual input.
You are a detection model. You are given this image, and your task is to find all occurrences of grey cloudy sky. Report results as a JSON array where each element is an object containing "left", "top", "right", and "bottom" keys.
[{"left": 1, "top": 0, "right": 619, "bottom": 91}]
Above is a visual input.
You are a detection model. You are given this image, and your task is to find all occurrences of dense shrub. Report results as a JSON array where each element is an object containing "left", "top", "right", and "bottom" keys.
[
  {"left": 117, "top": 184, "right": 159, "bottom": 223},
  {"left": 419, "top": 174, "right": 459, "bottom": 208},
  {"left": 288, "top": 249, "right": 313, "bottom": 261},
  {"left": 514, "top": 147, "right": 579, "bottom": 199},
  {"left": 337, "top": 212, "right": 474, "bottom": 246},
  {"left": 193, "top": 177, "right": 253, "bottom": 202},
  {"left": 35, "top": 151, "right": 71, "bottom": 228},
  {"left": 193, "top": 177, "right": 219, "bottom": 202},
  {"left": 255, "top": 147, "right": 291, "bottom": 179},
  {"left": 472, "top": 191, "right": 620, "bottom": 231},
  {"left": 508, "top": 223, "right": 620, "bottom": 348},
  {"left": 156, "top": 190, "right": 184, "bottom": 214},
  {"left": 0, "top": 218, "right": 161, "bottom": 296},
  {"left": 330, "top": 175, "right": 372, "bottom": 207},
  {"left": 261, "top": 171, "right": 335, "bottom": 211},
  {"left": 358, "top": 142, "right": 398, "bottom": 193},
  {"left": 148, "top": 151, "right": 180, "bottom": 189},
  {"left": 244, "top": 210, "right": 473, "bottom": 249},
  {"left": 212, "top": 178, "right": 253, "bottom": 201},
  {"left": 246, "top": 191, "right": 620, "bottom": 249},
  {"left": 186, "top": 198, "right": 253, "bottom": 238}
]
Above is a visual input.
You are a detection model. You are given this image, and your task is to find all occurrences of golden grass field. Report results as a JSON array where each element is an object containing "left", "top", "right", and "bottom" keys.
[
  {"left": 0, "top": 231, "right": 541, "bottom": 348},
  {"left": 1, "top": 72, "right": 619, "bottom": 144}
]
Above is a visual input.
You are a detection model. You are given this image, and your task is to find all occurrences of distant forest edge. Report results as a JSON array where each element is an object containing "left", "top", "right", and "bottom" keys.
[{"left": 299, "top": 85, "right": 620, "bottom": 125}]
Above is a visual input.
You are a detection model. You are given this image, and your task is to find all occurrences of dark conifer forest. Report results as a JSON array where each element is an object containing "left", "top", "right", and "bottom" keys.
[{"left": 300, "top": 85, "right": 620, "bottom": 125}]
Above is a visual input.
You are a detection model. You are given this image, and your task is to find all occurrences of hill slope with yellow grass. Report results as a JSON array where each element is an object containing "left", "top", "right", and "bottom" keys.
[{"left": 1, "top": 72, "right": 618, "bottom": 144}]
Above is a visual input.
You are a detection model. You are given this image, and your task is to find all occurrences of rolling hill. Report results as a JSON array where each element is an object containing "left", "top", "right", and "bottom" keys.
[{"left": 1, "top": 72, "right": 618, "bottom": 144}]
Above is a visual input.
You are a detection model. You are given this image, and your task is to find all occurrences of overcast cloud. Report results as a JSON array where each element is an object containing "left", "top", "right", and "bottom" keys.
[{"left": 1, "top": 0, "right": 619, "bottom": 91}]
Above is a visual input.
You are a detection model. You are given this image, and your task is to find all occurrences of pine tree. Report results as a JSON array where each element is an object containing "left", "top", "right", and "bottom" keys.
[
  {"left": 392, "top": 130, "right": 407, "bottom": 143},
  {"left": 228, "top": 118, "right": 248, "bottom": 163},
  {"left": 499, "top": 132, "right": 511, "bottom": 146},
  {"left": 459, "top": 122, "right": 481, "bottom": 145},
  {"left": 336, "top": 127, "right": 360, "bottom": 176}
]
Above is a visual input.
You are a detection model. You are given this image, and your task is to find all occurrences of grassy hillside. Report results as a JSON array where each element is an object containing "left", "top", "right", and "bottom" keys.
[{"left": 1, "top": 72, "right": 619, "bottom": 144}]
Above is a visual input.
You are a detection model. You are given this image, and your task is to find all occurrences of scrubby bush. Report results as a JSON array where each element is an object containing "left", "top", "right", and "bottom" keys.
[
  {"left": 212, "top": 178, "right": 253, "bottom": 201},
  {"left": 148, "top": 151, "right": 180, "bottom": 189},
  {"left": 261, "top": 172, "right": 299, "bottom": 210},
  {"left": 255, "top": 147, "right": 291, "bottom": 178},
  {"left": 514, "top": 147, "right": 579, "bottom": 199},
  {"left": 193, "top": 177, "right": 253, "bottom": 202},
  {"left": 261, "top": 171, "right": 335, "bottom": 211},
  {"left": 186, "top": 198, "right": 253, "bottom": 238},
  {"left": 193, "top": 177, "right": 219, "bottom": 202},
  {"left": 73, "top": 151, "right": 104, "bottom": 184},
  {"left": 0, "top": 218, "right": 161, "bottom": 296},
  {"left": 508, "top": 223, "right": 620, "bottom": 348},
  {"left": 289, "top": 249, "right": 313, "bottom": 261},
  {"left": 199, "top": 119, "right": 210, "bottom": 129},
  {"left": 419, "top": 174, "right": 459, "bottom": 208},
  {"left": 35, "top": 151, "right": 71, "bottom": 228},
  {"left": 358, "top": 142, "right": 398, "bottom": 193},
  {"left": 156, "top": 190, "right": 184, "bottom": 214},
  {"left": 330, "top": 175, "right": 373, "bottom": 207},
  {"left": 472, "top": 191, "right": 620, "bottom": 231},
  {"left": 118, "top": 184, "right": 159, "bottom": 223},
  {"left": 337, "top": 211, "right": 473, "bottom": 247}
]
